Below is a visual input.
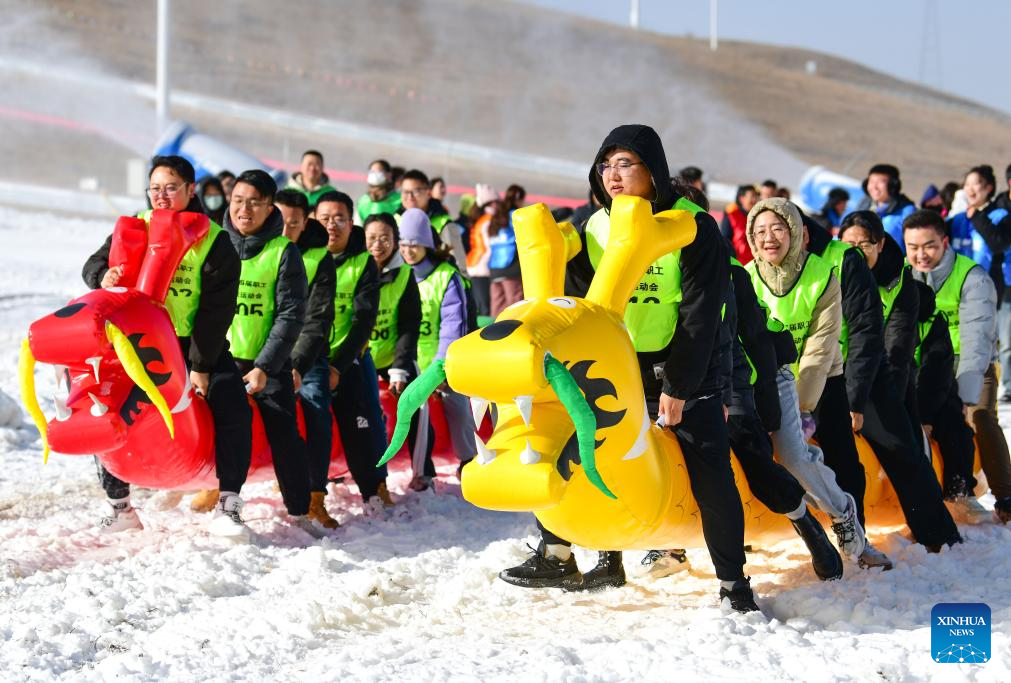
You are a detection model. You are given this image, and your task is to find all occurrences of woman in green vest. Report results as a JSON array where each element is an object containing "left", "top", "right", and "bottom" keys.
[
  {"left": 398, "top": 208, "right": 477, "bottom": 476},
  {"left": 364, "top": 212, "right": 432, "bottom": 491},
  {"left": 356, "top": 159, "right": 402, "bottom": 223}
]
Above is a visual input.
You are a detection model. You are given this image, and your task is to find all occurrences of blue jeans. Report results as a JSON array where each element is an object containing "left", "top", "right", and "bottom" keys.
[
  {"left": 770, "top": 368, "right": 850, "bottom": 519},
  {"left": 299, "top": 354, "right": 334, "bottom": 493}
]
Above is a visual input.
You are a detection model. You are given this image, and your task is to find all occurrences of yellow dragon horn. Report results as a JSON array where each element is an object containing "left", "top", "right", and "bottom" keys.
[
  {"left": 105, "top": 321, "right": 175, "bottom": 439},
  {"left": 18, "top": 338, "right": 50, "bottom": 463},
  {"left": 513, "top": 202, "right": 582, "bottom": 300},
  {"left": 585, "top": 195, "right": 697, "bottom": 314}
]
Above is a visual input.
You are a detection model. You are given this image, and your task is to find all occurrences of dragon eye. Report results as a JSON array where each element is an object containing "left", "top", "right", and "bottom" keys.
[{"left": 547, "top": 297, "right": 575, "bottom": 309}]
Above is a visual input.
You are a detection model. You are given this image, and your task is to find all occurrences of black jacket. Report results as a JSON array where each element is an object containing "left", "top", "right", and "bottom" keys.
[
  {"left": 82, "top": 212, "right": 240, "bottom": 374},
  {"left": 222, "top": 208, "right": 306, "bottom": 375},
  {"left": 805, "top": 216, "right": 884, "bottom": 413},
  {"left": 574, "top": 124, "right": 729, "bottom": 401},
  {"left": 915, "top": 281, "right": 957, "bottom": 424},
  {"left": 329, "top": 226, "right": 381, "bottom": 374},
  {"left": 378, "top": 258, "right": 422, "bottom": 372},
  {"left": 730, "top": 262, "right": 783, "bottom": 431},
  {"left": 291, "top": 219, "right": 336, "bottom": 376},
  {"left": 873, "top": 234, "right": 919, "bottom": 392}
]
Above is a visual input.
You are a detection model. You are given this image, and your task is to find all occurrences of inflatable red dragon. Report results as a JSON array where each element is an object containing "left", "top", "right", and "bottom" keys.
[{"left": 19, "top": 210, "right": 465, "bottom": 491}]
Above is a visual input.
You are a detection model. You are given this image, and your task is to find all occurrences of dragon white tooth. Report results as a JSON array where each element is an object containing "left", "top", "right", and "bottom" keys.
[
  {"left": 53, "top": 364, "right": 69, "bottom": 390},
  {"left": 515, "top": 395, "right": 533, "bottom": 427},
  {"left": 470, "top": 396, "right": 489, "bottom": 426},
  {"left": 54, "top": 395, "right": 72, "bottom": 421},
  {"left": 519, "top": 439, "right": 541, "bottom": 465},
  {"left": 475, "top": 437, "right": 497, "bottom": 465},
  {"left": 85, "top": 356, "right": 101, "bottom": 383},
  {"left": 88, "top": 392, "right": 108, "bottom": 417}
]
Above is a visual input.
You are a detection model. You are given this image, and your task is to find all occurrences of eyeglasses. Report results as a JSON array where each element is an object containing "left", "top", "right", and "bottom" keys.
[
  {"left": 753, "top": 225, "right": 789, "bottom": 240},
  {"left": 596, "top": 160, "right": 642, "bottom": 176},
  {"left": 147, "top": 184, "right": 185, "bottom": 196},
  {"left": 401, "top": 188, "right": 429, "bottom": 197},
  {"left": 366, "top": 235, "right": 393, "bottom": 246},
  {"left": 846, "top": 240, "right": 879, "bottom": 251},
  {"left": 230, "top": 197, "right": 270, "bottom": 210},
  {"left": 319, "top": 215, "right": 349, "bottom": 226}
]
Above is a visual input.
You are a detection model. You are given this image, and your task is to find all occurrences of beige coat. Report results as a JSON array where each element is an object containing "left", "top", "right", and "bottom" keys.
[{"left": 746, "top": 198, "right": 844, "bottom": 412}]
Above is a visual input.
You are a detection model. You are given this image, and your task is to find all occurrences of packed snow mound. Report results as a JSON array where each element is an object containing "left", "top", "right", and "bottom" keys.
[{"left": 0, "top": 388, "right": 20, "bottom": 427}]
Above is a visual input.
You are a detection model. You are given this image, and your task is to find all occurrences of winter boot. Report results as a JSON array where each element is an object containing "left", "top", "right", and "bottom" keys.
[
  {"left": 994, "top": 497, "right": 1011, "bottom": 525},
  {"left": 307, "top": 491, "right": 340, "bottom": 530},
  {"left": 291, "top": 514, "right": 330, "bottom": 538},
  {"left": 635, "top": 549, "right": 689, "bottom": 579},
  {"left": 830, "top": 493, "right": 866, "bottom": 560},
  {"left": 857, "top": 542, "right": 894, "bottom": 570},
  {"left": 190, "top": 488, "right": 219, "bottom": 513},
  {"left": 565, "top": 551, "right": 626, "bottom": 592},
  {"left": 719, "top": 577, "right": 761, "bottom": 614},
  {"left": 945, "top": 495, "right": 992, "bottom": 524},
  {"left": 499, "top": 542, "right": 581, "bottom": 588},
  {"left": 208, "top": 493, "right": 249, "bottom": 539},
  {"left": 98, "top": 499, "right": 143, "bottom": 534},
  {"left": 791, "top": 510, "right": 844, "bottom": 581},
  {"left": 376, "top": 481, "right": 395, "bottom": 507}
]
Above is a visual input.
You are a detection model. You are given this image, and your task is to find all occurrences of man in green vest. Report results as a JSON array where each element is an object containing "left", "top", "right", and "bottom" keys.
[
  {"left": 399, "top": 169, "right": 468, "bottom": 269},
  {"left": 276, "top": 190, "right": 340, "bottom": 530},
  {"left": 500, "top": 124, "right": 758, "bottom": 613},
  {"left": 285, "top": 150, "right": 337, "bottom": 210},
  {"left": 223, "top": 170, "right": 322, "bottom": 536},
  {"left": 82, "top": 155, "right": 253, "bottom": 537},
  {"left": 356, "top": 159, "right": 402, "bottom": 224},
  {"left": 904, "top": 209, "right": 1011, "bottom": 524},
  {"left": 317, "top": 191, "right": 393, "bottom": 510}
]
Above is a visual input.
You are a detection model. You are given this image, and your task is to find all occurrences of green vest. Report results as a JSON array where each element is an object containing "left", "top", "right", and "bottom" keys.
[
  {"left": 430, "top": 213, "right": 451, "bottom": 233},
  {"left": 878, "top": 265, "right": 910, "bottom": 325},
  {"left": 356, "top": 191, "right": 402, "bottom": 223},
  {"left": 328, "top": 251, "right": 371, "bottom": 358},
  {"left": 820, "top": 239, "right": 856, "bottom": 361},
  {"left": 227, "top": 235, "right": 290, "bottom": 361},
  {"left": 138, "top": 210, "right": 222, "bottom": 338},
  {"left": 933, "top": 253, "right": 979, "bottom": 357},
  {"left": 301, "top": 246, "right": 329, "bottom": 286},
  {"left": 416, "top": 261, "right": 459, "bottom": 371},
  {"left": 746, "top": 253, "right": 834, "bottom": 374},
  {"left": 585, "top": 208, "right": 682, "bottom": 352},
  {"left": 733, "top": 256, "right": 785, "bottom": 384},
  {"left": 370, "top": 264, "right": 412, "bottom": 370}
]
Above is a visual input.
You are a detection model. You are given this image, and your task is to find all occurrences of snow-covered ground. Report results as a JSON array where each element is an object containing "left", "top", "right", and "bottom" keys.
[{"left": 0, "top": 205, "right": 1008, "bottom": 682}]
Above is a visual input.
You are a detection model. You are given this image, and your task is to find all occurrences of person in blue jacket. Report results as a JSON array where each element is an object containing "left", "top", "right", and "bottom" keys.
[{"left": 855, "top": 164, "right": 916, "bottom": 248}]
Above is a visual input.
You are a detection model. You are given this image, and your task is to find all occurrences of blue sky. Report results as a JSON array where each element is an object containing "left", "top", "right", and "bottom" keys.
[{"left": 521, "top": 0, "right": 1011, "bottom": 116}]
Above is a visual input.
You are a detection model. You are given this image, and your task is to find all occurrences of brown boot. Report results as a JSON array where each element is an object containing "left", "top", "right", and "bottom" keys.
[
  {"left": 307, "top": 491, "right": 340, "bottom": 530},
  {"left": 376, "top": 481, "right": 395, "bottom": 508},
  {"left": 190, "top": 488, "right": 220, "bottom": 513}
]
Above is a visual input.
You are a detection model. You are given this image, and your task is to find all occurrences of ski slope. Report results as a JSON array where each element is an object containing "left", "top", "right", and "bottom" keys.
[{"left": 0, "top": 205, "right": 1008, "bottom": 681}]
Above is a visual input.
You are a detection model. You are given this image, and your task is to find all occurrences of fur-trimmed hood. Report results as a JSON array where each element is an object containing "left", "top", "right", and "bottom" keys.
[{"left": 746, "top": 197, "right": 807, "bottom": 295}]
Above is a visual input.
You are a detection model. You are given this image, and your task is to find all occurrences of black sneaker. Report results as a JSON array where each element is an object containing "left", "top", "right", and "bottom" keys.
[
  {"left": 719, "top": 577, "right": 761, "bottom": 614},
  {"left": 791, "top": 510, "right": 844, "bottom": 581},
  {"left": 999, "top": 392, "right": 1011, "bottom": 404},
  {"left": 564, "top": 551, "right": 626, "bottom": 592},
  {"left": 498, "top": 542, "right": 581, "bottom": 588}
]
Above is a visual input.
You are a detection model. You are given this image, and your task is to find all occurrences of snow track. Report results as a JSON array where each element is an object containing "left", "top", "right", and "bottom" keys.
[{"left": 0, "top": 207, "right": 1007, "bottom": 681}]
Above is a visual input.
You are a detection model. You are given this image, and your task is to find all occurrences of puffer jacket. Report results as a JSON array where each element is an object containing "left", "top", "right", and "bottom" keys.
[
  {"left": 745, "top": 198, "right": 843, "bottom": 413},
  {"left": 873, "top": 234, "right": 919, "bottom": 392},
  {"left": 914, "top": 281, "right": 956, "bottom": 424},
  {"left": 910, "top": 247, "right": 997, "bottom": 405}
]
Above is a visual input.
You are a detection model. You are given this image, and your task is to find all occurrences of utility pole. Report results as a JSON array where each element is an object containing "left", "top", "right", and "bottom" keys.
[
  {"left": 710, "top": 0, "right": 719, "bottom": 51},
  {"left": 156, "top": 0, "right": 171, "bottom": 133},
  {"left": 629, "top": 0, "right": 639, "bottom": 29},
  {"left": 919, "top": 0, "right": 942, "bottom": 88}
]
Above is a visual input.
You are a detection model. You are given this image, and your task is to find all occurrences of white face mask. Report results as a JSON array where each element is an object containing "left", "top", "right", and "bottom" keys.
[
  {"left": 204, "top": 194, "right": 224, "bottom": 211},
  {"left": 367, "top": 170, "right": 388, "bottom": 187}
]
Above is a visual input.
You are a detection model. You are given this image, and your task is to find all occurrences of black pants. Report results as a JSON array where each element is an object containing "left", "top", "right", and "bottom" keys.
[
  {"left": 540, "top": 397, "right": 746, "bottom": 582},
  {"left": 927, "top": 384, "right": 977, "bottom": 498},
  {"left": 331, "top": 355, "right": 387, "bottom": 500},
  {"left": 96, "top": 346, "right": 252, "bottom": 498},
  {"left": 378, "top": 366, "right": 436, "bottom": 479},
  {"left": 727, "top": 412, "right": 806, "bottom": 515},
  {"left": 238, "top": 360, "right": 311, "bottom": 516},
  {"left": 813, "top": 375, "right": 867, "bottom": 525},
  {"left": 470, "top": 276, "right": 491, "bottom": 318}
]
